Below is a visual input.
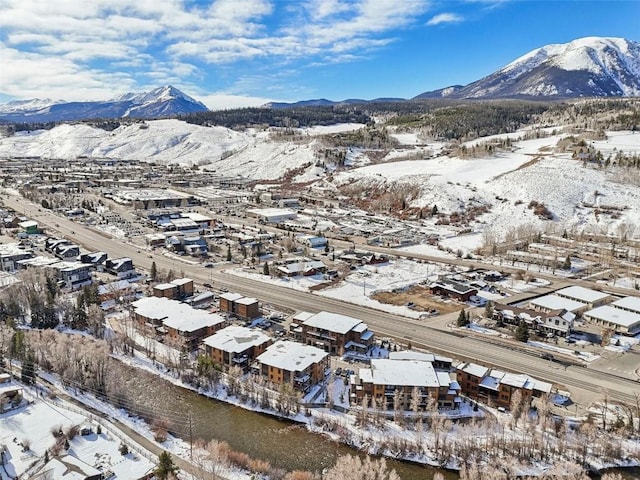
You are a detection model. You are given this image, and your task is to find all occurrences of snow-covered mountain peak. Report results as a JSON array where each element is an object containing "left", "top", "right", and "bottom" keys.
[
  {"left": 0, "top": 98, "right": 65, "bottom": 114},
  {"left": 0, "top": 85, "right": 209, "bottom": 122},
  {"left": 417, "top": 36, "right": 640, "bottom": 100},
  {"left": 503, "top": 37, "right": 635, "bottom": 74}
]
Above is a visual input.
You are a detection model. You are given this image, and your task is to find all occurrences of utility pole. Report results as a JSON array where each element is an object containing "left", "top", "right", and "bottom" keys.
[{"left": 188, "top": 410, "right": 193, "bottom": 460}]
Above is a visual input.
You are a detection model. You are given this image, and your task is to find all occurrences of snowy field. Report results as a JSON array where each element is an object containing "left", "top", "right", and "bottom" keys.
[
  {"left": 227, "top": 259, "right": 451, "bottom": 318},
  {"left": 0, "top": 389, "right": 155, "bottom": 480}
]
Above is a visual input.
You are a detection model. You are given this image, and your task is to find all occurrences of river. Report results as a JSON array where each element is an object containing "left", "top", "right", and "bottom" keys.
[{"left": 111, "top": 361, "right": 638, "bottom": 480}]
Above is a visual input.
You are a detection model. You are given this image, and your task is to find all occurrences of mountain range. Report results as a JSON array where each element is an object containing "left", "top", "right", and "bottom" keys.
[
  {"left": 0, "top": 85, "right": 208, "bottom": 123},
  {"left": 1, "top": 36, "right": 638, "bottom": 122},
  {"left": 416, "top": 37, "right": 640, "bottom": 100}
]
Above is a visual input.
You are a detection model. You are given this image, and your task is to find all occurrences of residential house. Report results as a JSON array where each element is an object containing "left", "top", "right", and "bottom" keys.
[
  {"left": 98, "top": 279, "right": 140, "bottom": 310},
  {"left": 203, "top": 325, "right": 272, "bottom": 370},
  {"left": 219, "top": 292, "right": 260, "bottom": 320},
  {"left": 352, "top": 358, "right": 459, "bottom": 410},
  {"left": 0, "top": 373, "right": 23, "bottom": 409},
  {"left": 430, "top": 280, "right": 478, "bottom": 302},
  {"left": 253, "top": 340, "right": 329, "bottom": 392},
  {"left": 31, "top": 455, "right": 102, "bottom": 480},
  {"left": 152, "top": 278, "right": 194, "bottom": 300},
  {"left": 80, "top": 251, "right": 108, "bottom": 268},
  {"left": 50, "top": 262, "right": 93, "bottom": 290},
  {"left": 45, "top": 237, "right": 70, "bottom": 253},
  {"left": 456, "top": 362, "right": 552, "bottom": 409},
  {"left": 0, "top": 243, "right": 34, "bottom": 272},
  {"left": 54, "top": 243, "right": 80, "bottom": 260},
  {"left": 277, "top": 260, "right": 327, "bottom": 277},
  {"left": 300, "top": 311, "right": 374, "bottom": 356},
  {"left": 105, "top": 257, "right": 136, "bottom": 278},
  {"left": 493, "top": 303, "right": 574, "bottom": 337}
]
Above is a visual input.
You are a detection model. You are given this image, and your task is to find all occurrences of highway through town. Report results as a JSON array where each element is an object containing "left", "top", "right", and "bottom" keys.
[{"left": 4, "top": 194, "right": 639, "bottom": 408}]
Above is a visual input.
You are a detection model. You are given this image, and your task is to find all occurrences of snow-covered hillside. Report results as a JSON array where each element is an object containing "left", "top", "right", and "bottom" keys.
[
  {"left": 1, "top": 116, "right": 639, "bottom": 243},
  {"left": 416, "top": 36, "right": 640, "bottom": 99},
  {"left": 333, "top": 130, "right": 640, "bottom": 247}
]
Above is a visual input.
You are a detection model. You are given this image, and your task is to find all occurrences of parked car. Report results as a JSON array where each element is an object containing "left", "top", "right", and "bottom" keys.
[
  {"left": 203, "top": 283, "right": 212, "bottom": 288},
  {"left": 335, "top": 367, "right": 343, "bottom": 376}
]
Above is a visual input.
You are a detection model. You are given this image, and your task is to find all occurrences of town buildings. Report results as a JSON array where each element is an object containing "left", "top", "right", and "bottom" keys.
[
  {"left": 253, "top": 340, "right": 329, "bottom": 392},
  {"left": 299, "top": 311, "right": 374, "bottom": 356}
]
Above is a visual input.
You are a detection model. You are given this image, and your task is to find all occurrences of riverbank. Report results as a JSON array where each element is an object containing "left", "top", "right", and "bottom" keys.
[{"left": 106, "top": 346, "right": 640, "bottom": 478}]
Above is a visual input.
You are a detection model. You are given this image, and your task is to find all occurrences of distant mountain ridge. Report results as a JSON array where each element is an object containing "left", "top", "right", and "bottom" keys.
[
  {"left": 2, "top": 37, "right": 638, "bottom": 121},
  {"left": 415, "top": 37, "right": 640, "bottom": 100},
  {"left": 263, "top": 97, "right": 406, "bottom": 109},
  {"left": 0, "top": 85, "right": 209, "bottom": 123}
]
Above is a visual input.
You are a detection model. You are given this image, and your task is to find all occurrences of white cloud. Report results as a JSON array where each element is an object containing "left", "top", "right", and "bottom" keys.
[
  {"left": 426, "top": 12, "right": 464, "bottom": 26},
  {"left": 0, "top": 0, "right": 433, "bottom": 101}
]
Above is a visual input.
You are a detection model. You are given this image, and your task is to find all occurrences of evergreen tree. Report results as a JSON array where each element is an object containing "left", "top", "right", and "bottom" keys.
[
  {"left": 226, "top": 244, "right": 232, "bottom": 262},
  {"left": 82, "top": 284, "right": 99, "bottom": 306},
  {"left": 263, "top": 262, "right": 269, "bottom": 276},
  {"left": 562, "top": 255, "right": 572, "bottom": 270},
  {"left": 21, "top": 351, "right": 36, "bottom": 384},
  {"left": 456, "top": 309, "right": 469, "bottom": 327},
  {"left": 484, "top": 302, "right": 493, "bottom": 320},
  {"left": 72, "top": 295, "right": 88, "bottom": 330},
  {"left": 10, "top": 330, "right": 26, "bottom": 361},
  {"left": 150, "top": 261, "right": 158, "bottom": 282},
  {"left": 155, "top": 451, "right": 178, "bottom": 480},
  {"left": 515, "top": 320, "right": 529, "bottom": 343}
]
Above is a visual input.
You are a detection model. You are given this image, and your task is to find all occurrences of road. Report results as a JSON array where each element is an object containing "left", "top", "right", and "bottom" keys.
[{"left": 4, "top": 194, "right": 639, "bottom": 407}]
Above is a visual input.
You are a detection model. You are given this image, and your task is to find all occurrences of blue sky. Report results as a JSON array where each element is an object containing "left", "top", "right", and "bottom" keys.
[{"left": 1, "top": 0, "right": 638, "bottom": 109}]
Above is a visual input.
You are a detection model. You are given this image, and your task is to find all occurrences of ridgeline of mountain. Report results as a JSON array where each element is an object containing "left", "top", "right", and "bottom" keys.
[
  {"left": 0, "top": 86, "right": 209, "bottom": 123},
  {"left": 415, "top": 37, "right": 640, "bottom": 100},
  {"left": 263, "top": 98, "right": 406, "bottom": 108}
]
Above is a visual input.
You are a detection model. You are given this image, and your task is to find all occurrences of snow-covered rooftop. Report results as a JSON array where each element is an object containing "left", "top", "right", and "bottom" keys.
[
  {"left": 611, "top": 296, "right": 640, "bottom": 314},
  {"left": 528, "top": 294, "right": 586, "bottom": 312},
  {"left": 459, "top": 362, "right": 489, "bottom": 378},
  {"left": 389, "top": 350, "right": 436, "bottom": 362},
  {"left": 256, "top": 340, "right": 328, "bottom": 372},
  {"left": 235, "top": 296, "right": 258, "bottom": 306},
  {"left": 365, "top": 359, "right": 440, "bottom": 387},
  {"left": 220, "top": 292, "right": 243, "bottom": 302},
  {"left": 132, "top": 296, "right": 225, "bottom": 331},
  {"left": 584, "top": 305, "right": 640, "bottom": 329},
  {"left": 203, "top": 325, "right": 271, "bottom": 353},
  {"left": 302, "top": 311, "right": 363, "bottom": 334},
  {"left": 555, "top": 285, "right": 611, "bottom": 303}
]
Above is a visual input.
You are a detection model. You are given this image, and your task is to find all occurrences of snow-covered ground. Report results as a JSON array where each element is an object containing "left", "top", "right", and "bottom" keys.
[
  {"left": 2, "top": 120, "right": 640, "bottom": 252},
  {"left": 0, "top": 388, "right": 155, "bottom": 480},
  {"left": 227, "top": 258, "right": 451, "bottom": 318}
]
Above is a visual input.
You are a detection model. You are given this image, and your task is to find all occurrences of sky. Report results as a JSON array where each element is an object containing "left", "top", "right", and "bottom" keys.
[{"left": 0, "top": 0, "right": 639, "bottom": 110}]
